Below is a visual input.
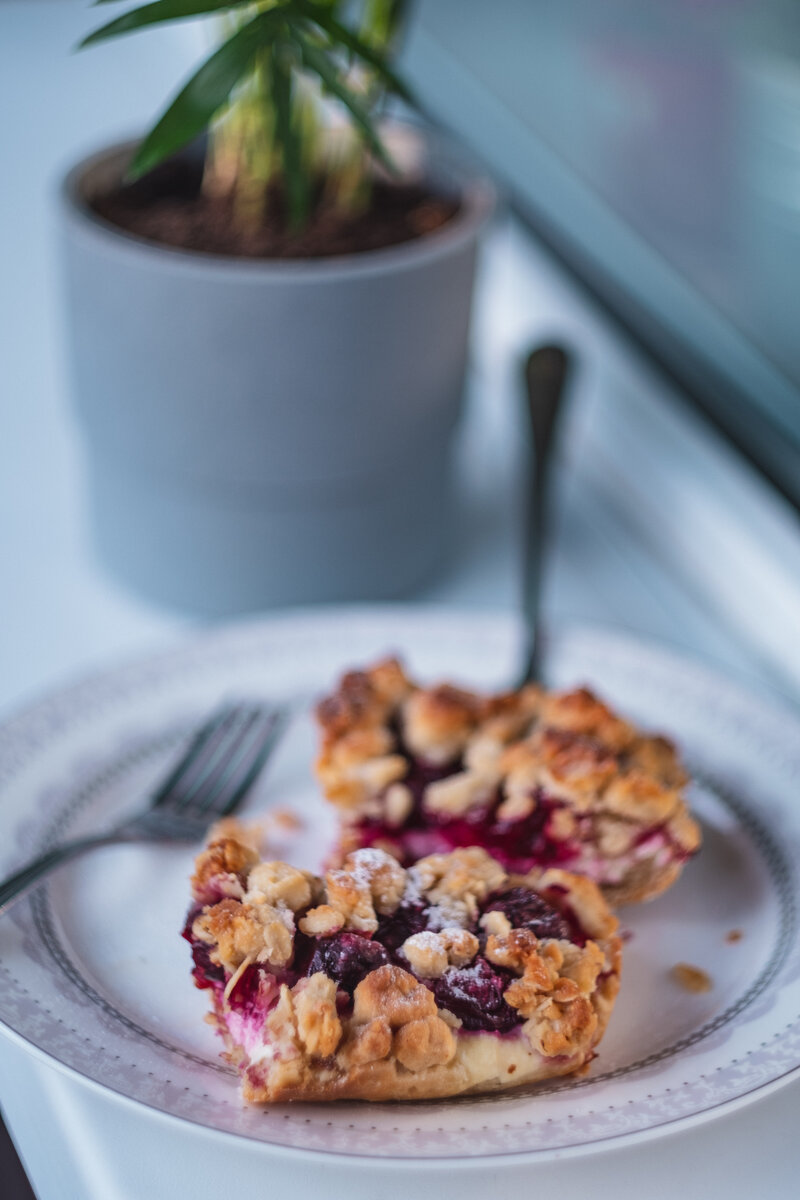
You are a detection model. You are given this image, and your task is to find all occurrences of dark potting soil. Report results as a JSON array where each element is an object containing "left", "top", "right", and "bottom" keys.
[{"left": 89, "top": 158, "right": 461, "bottom": 260}]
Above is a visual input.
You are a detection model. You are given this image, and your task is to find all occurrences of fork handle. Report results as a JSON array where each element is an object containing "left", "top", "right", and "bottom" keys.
[
  {"left": 518, "top": 344, "right": 572, "bottom": 688},
  {"left": 0, "top": 833, "right": 125, "bottom": 918}
]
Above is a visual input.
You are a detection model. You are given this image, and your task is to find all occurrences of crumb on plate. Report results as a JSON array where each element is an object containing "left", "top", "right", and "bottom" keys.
[
  {"left": 671, "top": 963, "right": 713, "bottom": 993},
  {"left": 269, "top": 807, "right": 303, "bottom": 832}
]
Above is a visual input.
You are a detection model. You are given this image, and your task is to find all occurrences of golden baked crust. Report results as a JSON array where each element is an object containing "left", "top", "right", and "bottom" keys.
[
  {"left": 315, "top": 659, "right": 701, "bottom": 905},
  {"left": 188, "top": 831, "right": 622, "bottom": 1103}
]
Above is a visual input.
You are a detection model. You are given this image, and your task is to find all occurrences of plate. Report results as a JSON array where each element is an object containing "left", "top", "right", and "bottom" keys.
[{"left": 0, "top": 607, "right": 798, "bottom": 1162}]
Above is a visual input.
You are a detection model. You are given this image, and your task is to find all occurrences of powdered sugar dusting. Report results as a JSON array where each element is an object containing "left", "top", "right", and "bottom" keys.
[
  {"left": 444, "top": 961, "right": 484, "bottom": 986},
  {"left": 426, "top": 898, "right": 469, "bottom": 931},
  {"left": 347, "top": 846, "right": 404, "bottom": 889},
  {"left": 403, "top": 930, "right": 443, "bottom": 951},
  {"left": 403, "top": 868, "right": 424, "bottom": 905}
]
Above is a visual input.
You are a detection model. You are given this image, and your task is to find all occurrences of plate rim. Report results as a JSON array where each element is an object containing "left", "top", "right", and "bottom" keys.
[{"left": 3, "top": 1017, "right": 800, "bottom": 1169}]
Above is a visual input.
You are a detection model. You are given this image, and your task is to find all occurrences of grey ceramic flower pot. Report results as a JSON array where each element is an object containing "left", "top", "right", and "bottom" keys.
[{"left": 58, "top": 136, "right": 494, "bottom": 615}]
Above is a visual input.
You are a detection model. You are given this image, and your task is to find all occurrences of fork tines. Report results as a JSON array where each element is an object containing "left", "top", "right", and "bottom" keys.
[{"left": 152, "top": 704, "right": 286, "bottom": 821}]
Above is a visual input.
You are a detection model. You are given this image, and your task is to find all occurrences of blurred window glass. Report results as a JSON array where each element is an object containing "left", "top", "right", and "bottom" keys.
[{"left": 405, "top": 0, "right": 800, "bottom": 501}]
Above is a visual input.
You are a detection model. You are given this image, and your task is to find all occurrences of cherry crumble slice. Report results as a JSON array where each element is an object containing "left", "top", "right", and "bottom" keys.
[
  {"left": 185, "top": 829, "right": 622, "bottom": 1102},
  {"left": 315, "top": 658, "right": 701, "bottom": 905}
]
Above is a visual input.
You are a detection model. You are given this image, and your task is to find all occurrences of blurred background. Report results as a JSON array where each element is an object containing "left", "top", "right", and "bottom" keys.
[
  {"left": 1, "top": 1, "right": 799, "bottom": 698},
  {"left": 405, "top": 0, "right": 800, "bottom": 505},
  {"left": 2, "top": 0, "right": 799, "bottom": 702}
]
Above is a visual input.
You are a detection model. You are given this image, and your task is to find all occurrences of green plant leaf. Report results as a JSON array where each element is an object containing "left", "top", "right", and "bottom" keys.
[
  {"left": 127, "top": 9, "right": 286, "bottom": 179},
  {"left": 80, "top": 0, "right": 250, "bottom": 47},
  {"left": 295, "top": 1, "right": 414, "bottom": 103},
  {"left": 295, "top": 34, "right": 396, "bottom": 172},
  {"left": 269, "top": 40, "right": 309, "bottom": 230}
]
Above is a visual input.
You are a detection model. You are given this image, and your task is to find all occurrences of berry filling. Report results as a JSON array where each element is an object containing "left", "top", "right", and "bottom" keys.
[
  {"left": 182, "top": 906, "right": 225, "bottom": 991},
  {"left": 357, "top": 776, "right": 584, "bottom": 873},
  {"left": 307, "top": 931, "right": 390, "bottom": 995},
  {"left": 375, "top": 900, "right": 430, "bottom": 953},
  {"left": 227, "top": 962, "right": 283, "bottom": 1016},
  {"left": 351, "top": 750, "right": 689, "bottom": 883},
  {"left": 483, "top": 886, "right": 571, "bottom": 942},
  {"left": 431, "top": 957, "right": 518, "bottom": 1033}
]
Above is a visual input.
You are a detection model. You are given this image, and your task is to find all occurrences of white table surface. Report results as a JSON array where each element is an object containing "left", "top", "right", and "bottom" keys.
[{"left": 1, "top": 3, "right": 799, "bottom": 1197}]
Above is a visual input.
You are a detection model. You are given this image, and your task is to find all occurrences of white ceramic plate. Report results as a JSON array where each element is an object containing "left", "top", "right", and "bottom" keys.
[{"left": 0, "top": 608, "right": 798, "bottom": 1163}]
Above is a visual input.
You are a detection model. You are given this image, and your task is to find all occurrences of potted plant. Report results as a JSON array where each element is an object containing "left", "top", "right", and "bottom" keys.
[{"left": 60, "top": 0, "right": 494, "bottom": 615}]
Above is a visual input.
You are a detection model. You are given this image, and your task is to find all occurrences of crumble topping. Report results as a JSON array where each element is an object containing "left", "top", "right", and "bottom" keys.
[
  {"left": 191, "top": 835, "right": 259, "bottom": 904},
  {"left": 411, "top": 847, "right": 507, "bottom": 914},
  {"left": 245, "top": 861, "right": 315, "bottom": 912},
  {"left": 353, "top": 962, "right": 439, "bottom": 1024},
  {"left": 193, "top": 897, "right": 294, "bottom": 972},
  {"left": 495, "top": 791, "right": 536, "bottom": 822},
  {"left": 293, "top": 973, "right": 342, "bottom": 1058},
  {"left": 480, "top": 909, "right": 512, "bottom": 938},
  {"left": 393, "top": 1012, "right": 456, "bottom": 1071},
  {"left": 298, "top": 904, "right": 345, "bottom": 936},
  {"left": 344, "top": 847, "right": 407, "bottom": 914},
  {"left": 324, "top": 847, "right": 406, "bottom": 932},
  {"left": 343, "top": 1015, "right": 393, "bottom": 1065},
  {"left": 384, "top": 782, "right": 414, "bottom": 826},
  {"left": 403, "top": 684, "right": 482, "bottom": 764},
  {"left": 400, "top": 928, "right": 480, "bottom": 977},
  {"left": 424, "top": 769, "right": 499, "bottom": 817}
]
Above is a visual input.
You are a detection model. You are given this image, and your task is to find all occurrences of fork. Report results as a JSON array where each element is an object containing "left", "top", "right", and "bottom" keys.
[{"left": 0, "top": 702, "right": 287, "bottom": 918}]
